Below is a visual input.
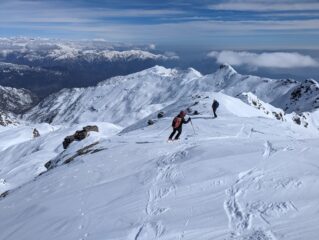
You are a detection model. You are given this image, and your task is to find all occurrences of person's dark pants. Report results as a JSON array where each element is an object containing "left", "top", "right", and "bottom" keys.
[
  {"left": 169, "top": 127, "right": 182, "bottom": 140},
  {"left": 212, "top": 107, "right": 217, "bottom": 118}
]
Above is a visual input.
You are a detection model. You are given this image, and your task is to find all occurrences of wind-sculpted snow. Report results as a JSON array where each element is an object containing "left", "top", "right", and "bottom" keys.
[{"left": 0, "top": 93, "right": 318, "bottom": 239}]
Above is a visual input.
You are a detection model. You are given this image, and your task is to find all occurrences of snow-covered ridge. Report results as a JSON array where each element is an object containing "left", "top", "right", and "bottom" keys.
[
  {"left": 272, "top": 78, "right": 319, "bottom": 113},
  {"left": 25, "top": 64, "right": 319, "bottom": 128},
  {"left": 0, "top": 85, "right": 37, "bottom": 114},
  {"left": 0, "top": 62, "right": 38, "bottom": 71},
  {"left": 1, "top": 62, "right": 319, "bottom": 239},
  {"left": 202, "top": 65, "right": 319, "bottom": 114},
  {"left": 242, "top": 92, "right": 318, "bottom": 130},
  {"left": 1, "top": 90, "right": 319, "bottom": 240},
  {"left": 47, "top": 47, "right": 178, "bottom": 62},
  {"left": 24, "top": 66, "right": 202, "bottom": 126}
]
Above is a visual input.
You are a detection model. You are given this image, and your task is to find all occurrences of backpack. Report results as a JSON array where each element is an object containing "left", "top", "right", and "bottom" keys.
[
  {"left": 212, "top": 100, "right": 219, "bottom": 109},
  {"left": 173, "top": 117, "right": 182, "bottom": 128}
]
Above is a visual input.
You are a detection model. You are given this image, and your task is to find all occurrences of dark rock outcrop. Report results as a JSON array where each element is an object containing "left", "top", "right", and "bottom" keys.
[
  {"left": 0, "top": 111, "right": 17, "bottom": 126},
  {"left": 147, "top": 119, "right": 155, "bottom": 125},
  {"left": 157, "top": 111, "right": 164, "bottom": 118},
  {"left": 0, "top": 190, "right": 9, "bottom": 200},
  {"left": 45, "top": 141, "right": 106, "bottom": 170},
  {"left": 33, "top": 128, "right": 40, "bottom": 138},
  {"left": 63, "top": 125, "right": 99, "bottom": 149}
]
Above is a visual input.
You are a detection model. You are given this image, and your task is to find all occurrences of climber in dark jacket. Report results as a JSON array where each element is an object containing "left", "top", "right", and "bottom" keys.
[
  {"left": 168, "top": 111, "right": 191, "bottom": 141},
  {"left": 212, "top": 99, "right": 219, "bottom": 118}
]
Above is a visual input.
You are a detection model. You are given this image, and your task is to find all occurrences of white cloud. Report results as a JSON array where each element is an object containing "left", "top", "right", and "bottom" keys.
[
  {"left": 207, "top": 51, "right": 319, "bottom": 68},
  {"left": 148, "top": 44, "right": 156, "bottom": 50},
  {"left": 209, "top": 2, "right": 319, "bottom": 11},
  {"left": 0, "top": 1, "right": 185, "bottom": 24}
]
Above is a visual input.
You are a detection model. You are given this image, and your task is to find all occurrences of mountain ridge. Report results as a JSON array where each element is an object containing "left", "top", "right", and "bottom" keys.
[{"left": 23, "top": 64, "right": 319, "bottom": 128}]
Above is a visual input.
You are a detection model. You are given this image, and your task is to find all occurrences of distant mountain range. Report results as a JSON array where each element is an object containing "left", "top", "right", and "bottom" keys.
[{"left": 0, "top": 38, "right": 178, "bottom": 98}]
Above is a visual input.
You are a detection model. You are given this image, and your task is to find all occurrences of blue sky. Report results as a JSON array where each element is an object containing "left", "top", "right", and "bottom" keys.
[{"left": 1, "top": 0, "right": 319, "bottom": 50}]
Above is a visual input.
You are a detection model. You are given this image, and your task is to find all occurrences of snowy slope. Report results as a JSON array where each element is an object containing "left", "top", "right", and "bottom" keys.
[
  {"left": 0, "top": 85, "right": 37, "bottom": 114},
  {"left": 25, "top": 65, "right": 319, "bottom": 127},
  {"left": 240, "top": 92, "right": 319, "bottom": 131},
  {"left": 271, "top": 79, "right": 319, "bottom": 113},
  {"left": 0, "top": 93, "right": 318, "bottom": 240},
  {"left": 201, "top": 64, "right": 318, "bottom": 113},
  {"left": 25, "top": 66, "right": 203, "bottom": 126},
  {"left": 0, "top": 122, "right": 122, "bottom": 195}
]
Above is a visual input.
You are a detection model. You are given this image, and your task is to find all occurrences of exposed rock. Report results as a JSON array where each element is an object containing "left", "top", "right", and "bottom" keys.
[
  {"left": 245, "top": 93, "right": 313, "bottom": 129},
  {"left": 0, "top": 190, "right": 9, "bottom": 200},
  {"left": 83, "top": 125, "right": 99, "bottom": 132},
  {"left": 45, "top": 141, "right": 105, "bottom": 170},
  {"left": 157, "top": 111, "right": 164, "bottom": 118},
  {"left": 44, "top": 160, "right": 53, "bottom": 170},
  {"left": 291, "top": 113, "right": 309, "bottom": 128},
  {"left": 193, "top": 110, "right": 200, "bottom": 115},
  {"left": 147, "top": 119, "right": 155, "bottom": 125},
  {"left": 63, "top": 135, "right": 75, "bottom": 149},
  {"left": 33, "top": 128, "right": 40, "bottom": 138},
  {"left": 272, "top": 112, "right": 284, "bottom": 121},
  {"left": 292, "top": 115, "right": 301, "bottom": 125},
  {"left": 192, "top": 94, "right": 201, "bottom": 99},
  {"left": 0, "top": 85, "right": 38, "bottom": 114},
  {"left": 62, "top": 125, "right": 99, "bottom": 149},
  {"left": 63, "top": 142, "right": 101, "bottom": 164},
  {"left": 280, "top": 78, "right": 319, "bottom": 113},
  {"left": 291, "top": 88, "right": 302, "bottom": 100},
  {"left": 74, "top": 130, "right": 88, "bottom": 141},
  {"left": 0, "top": 111, "right": 17, "bottom": 126}
]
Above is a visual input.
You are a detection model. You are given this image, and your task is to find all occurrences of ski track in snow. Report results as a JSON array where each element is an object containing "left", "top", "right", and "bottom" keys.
[
  {"left": 224, "top": 163, "right": 301, "bottom": 240},
  {"left": 131, "top": 146, "right": 193, "bottom": 240},
  {"left": 78, "top": 189, "right": 90, "bottom": 240},
  {"left": 224, "top": 169, "right": 277, "bottom": 240},
  {"left": 263, "top": 141, "right": 276, "bottom": 159}
]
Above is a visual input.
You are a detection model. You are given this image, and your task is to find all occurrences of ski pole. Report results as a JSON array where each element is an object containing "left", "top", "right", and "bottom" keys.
[
  {"left": 190, "top": 119, "right": 196, "bottom": 135},
  {"left": 157, "top": 125, "right": 171, "bottom": 136}
]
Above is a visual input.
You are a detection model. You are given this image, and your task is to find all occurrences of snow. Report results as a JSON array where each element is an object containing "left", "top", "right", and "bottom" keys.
[
  {"left": 0, "top": 37, "right": 178, "bottom": 63},
  {"left": 0, "top": 85, "right": 36, "bottom": 114},
  {"left": 1, "top": 89, "right": 319, "bottom": 239},
  {"left": 25, "top": 65, "right": 319, "bottom": 127},
  {"left": 0, "top": 65, "right": 319, "bottom": 240},
  {"left": 24, "top": 66, "right": 203, "bottom": 126},
  {"left": 0, "top": 122, "right": 121, "bottom": 195}
]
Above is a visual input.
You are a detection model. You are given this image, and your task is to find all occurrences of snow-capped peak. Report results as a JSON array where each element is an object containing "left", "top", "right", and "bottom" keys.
[
  {"left": 218, "top": 63, "right": 237, "bottom": 74},
  {"left": 187, "top": 67, "right": 203, "bottom": 78},
  {"left": 24, "top": 64, "right": 319, "bottom": 129},
  {"left": 145, "top": 65, "right": 177, "bottom": 76}
]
